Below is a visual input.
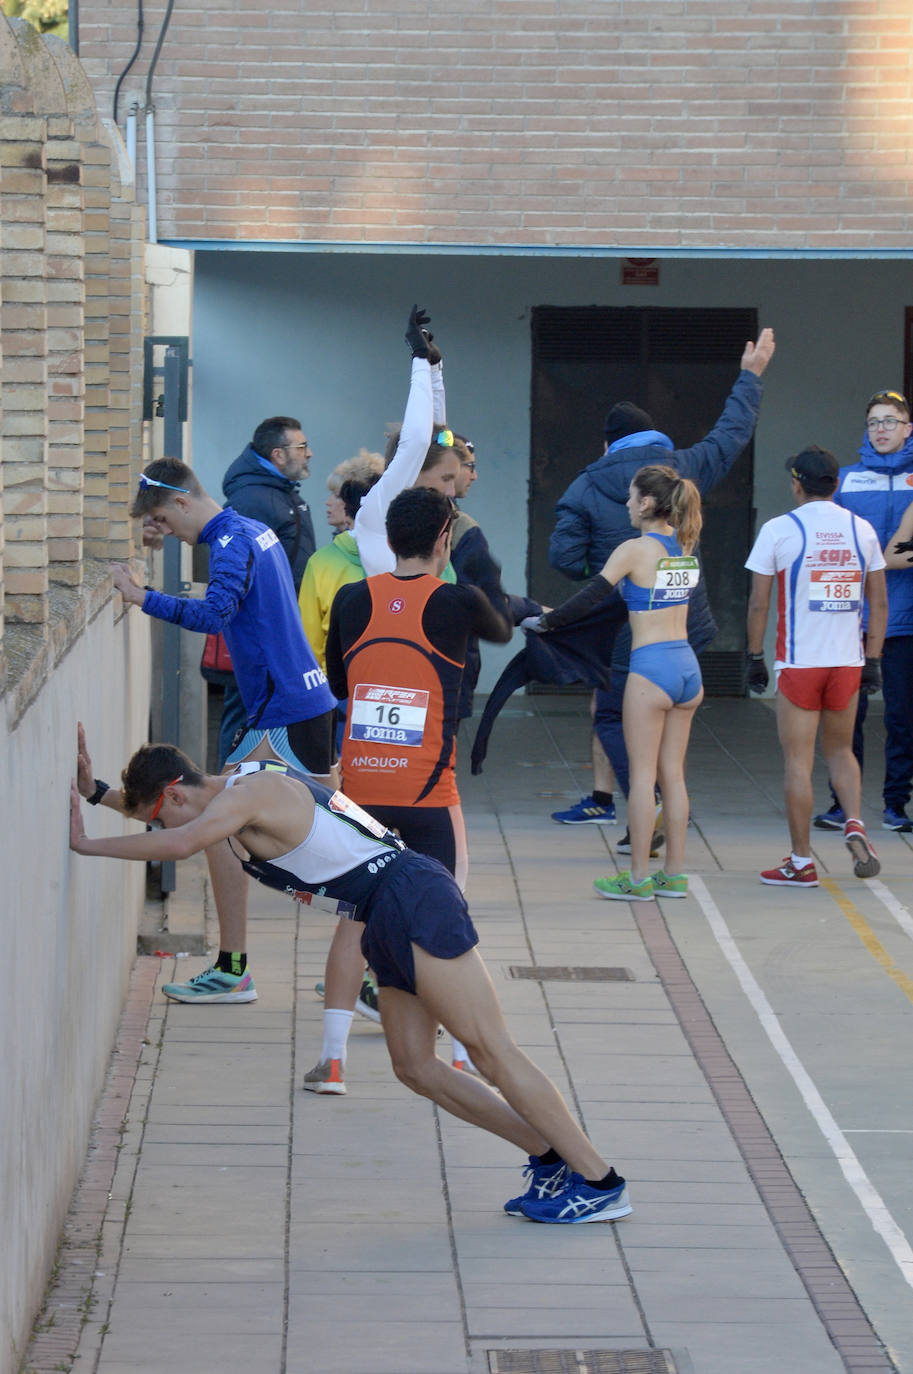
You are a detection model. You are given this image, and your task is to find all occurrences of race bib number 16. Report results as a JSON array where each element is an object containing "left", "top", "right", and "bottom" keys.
[{"left": 349, "top": 683, "right": 429, "bottom": 747}]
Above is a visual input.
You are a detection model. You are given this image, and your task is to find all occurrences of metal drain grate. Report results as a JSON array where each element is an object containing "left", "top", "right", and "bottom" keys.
[
  {"left": 509, "top": 966, "right": 634, "bottom": 982},
  {"left": 488, "top": 1351, "right": 678, "bottom": 1373}
]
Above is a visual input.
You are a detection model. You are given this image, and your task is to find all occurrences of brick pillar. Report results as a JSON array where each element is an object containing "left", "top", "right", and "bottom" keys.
[
  {"left": 101, "top": 118, "right": 145, "bottom": 558},
  {"left": 0, "top": 99, "right": 49, "bottom": 626},
  {"left": 47, "top": 36, "right": 115, "bottom": 559},
  {"left": 14, "top": 25, "right": 89, "bottom": 591}
]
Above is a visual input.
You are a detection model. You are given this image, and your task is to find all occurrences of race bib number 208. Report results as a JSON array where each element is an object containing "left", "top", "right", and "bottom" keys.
[{"left": 652, "top": 556, "right": 700, "bottom": 604}]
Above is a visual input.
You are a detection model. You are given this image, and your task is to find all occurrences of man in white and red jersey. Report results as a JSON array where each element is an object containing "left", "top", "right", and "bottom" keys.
[{"left": 745, "top": 446, "right": 887, "bottom": 888}]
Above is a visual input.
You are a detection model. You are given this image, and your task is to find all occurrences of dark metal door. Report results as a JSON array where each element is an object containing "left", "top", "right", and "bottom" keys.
[{"left": 529, "top": 306, "right": 757, "bottom": 695}]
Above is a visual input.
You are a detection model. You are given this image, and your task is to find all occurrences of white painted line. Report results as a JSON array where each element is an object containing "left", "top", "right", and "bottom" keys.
[
  {"left": 867, "top": 878, "right": 913, "bottom": 944},
  {"left": 690, "top": 873, "right": 913, "bottom": 1291}
]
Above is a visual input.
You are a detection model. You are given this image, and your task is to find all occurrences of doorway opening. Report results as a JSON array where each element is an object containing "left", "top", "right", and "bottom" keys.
[{"left": 529, "top": 305, "right": 758, "bottom": 694}]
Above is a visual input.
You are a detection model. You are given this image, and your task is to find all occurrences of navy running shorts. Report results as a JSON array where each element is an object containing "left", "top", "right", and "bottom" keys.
[{"left": 358, "top": 851, "right": 479, "bottom": 995}]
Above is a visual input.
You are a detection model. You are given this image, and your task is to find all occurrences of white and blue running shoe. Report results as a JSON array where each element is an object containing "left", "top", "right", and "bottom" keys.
[
  {"left": 503, "top": 1155, "right": 569, "bottom": 1216},
  {"left": 519, "top": 1172, "right": 632, "bottom": 1224}
]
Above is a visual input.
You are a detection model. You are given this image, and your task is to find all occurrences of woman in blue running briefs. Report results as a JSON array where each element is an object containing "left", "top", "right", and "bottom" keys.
[{"left": 534, "top": 465, "right": 703, "bottom": 901}]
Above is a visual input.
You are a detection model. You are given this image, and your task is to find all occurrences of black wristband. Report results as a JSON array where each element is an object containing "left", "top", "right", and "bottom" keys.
[{"left": 87, "top": 779, "right": 110, "bottom": 806}]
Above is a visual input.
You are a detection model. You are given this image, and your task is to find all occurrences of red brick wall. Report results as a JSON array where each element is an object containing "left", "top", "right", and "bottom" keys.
[{"left": 78, "top": 0, "right": 913, "bottom": 249}]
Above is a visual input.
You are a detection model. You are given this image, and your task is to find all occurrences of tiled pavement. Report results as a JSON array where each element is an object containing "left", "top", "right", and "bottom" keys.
[{"left": 24, "top": 697, "right": 913, "bottom": 1374}]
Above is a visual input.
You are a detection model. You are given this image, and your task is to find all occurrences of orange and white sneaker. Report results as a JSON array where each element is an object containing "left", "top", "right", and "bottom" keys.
[
  {"left": 760, "top": 856, "right": 819, "bottom": 887},
  {"left": 303, "top": 1058, "right": 346, "bottom": 1095},
  {"left": 844, "top": 820, "right": 881, "bottom": 879}
]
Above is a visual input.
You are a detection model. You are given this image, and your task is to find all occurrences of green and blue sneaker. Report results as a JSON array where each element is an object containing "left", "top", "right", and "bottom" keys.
[
  {"left": 162, "top": 964, "right": 257, "bottom": 1004},
  {"left": 593, "top": 871, "right": 654, "bottom": 902},
  {"left": 652, "top": 869, "right": 688, "bottom": 898}
]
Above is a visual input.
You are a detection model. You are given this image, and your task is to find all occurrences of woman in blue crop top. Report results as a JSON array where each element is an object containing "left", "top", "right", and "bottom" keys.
[{"left": 538, "top": 465, "right": 704, "bottom": 900}]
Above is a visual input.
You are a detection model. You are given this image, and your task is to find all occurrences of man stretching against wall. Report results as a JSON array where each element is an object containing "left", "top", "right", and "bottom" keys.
[{"left": 70, "top": 744, "right": 633, "bottom": 1225}]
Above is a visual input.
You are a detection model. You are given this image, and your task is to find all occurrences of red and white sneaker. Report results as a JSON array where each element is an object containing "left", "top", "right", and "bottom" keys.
[
  {"left": 844, "top": 820, "right": 880, "bottom": 879},
  {"left": 760, "top": 856, "right": 819, "bottom": 887}
]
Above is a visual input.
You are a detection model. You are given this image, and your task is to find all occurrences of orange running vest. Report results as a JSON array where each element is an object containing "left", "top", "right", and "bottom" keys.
[{"left": 340, "top": 573, "right": 464, "bottom": 807}]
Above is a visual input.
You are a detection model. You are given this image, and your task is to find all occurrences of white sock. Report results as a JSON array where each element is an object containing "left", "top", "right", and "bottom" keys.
[
  {"left": 321, "top": 1009, "right": 354, "bottom": 1064},
  {"left": 451, "top": 1037, "right": 477, "bottom": 1071},
  {"left": 791, "top": 853, "right": 812, "bottom": 869}
]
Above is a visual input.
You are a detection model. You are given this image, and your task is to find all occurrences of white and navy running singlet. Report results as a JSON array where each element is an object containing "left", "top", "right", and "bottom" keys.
[
  {"left": 225, "top": 762, "right": 404, "bottom": 915},
  {"left": 745, "top": 503, "right": 884, "bottom": 670}
]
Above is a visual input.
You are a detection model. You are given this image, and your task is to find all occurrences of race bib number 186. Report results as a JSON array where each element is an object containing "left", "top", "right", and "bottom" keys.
[{"left": 809, "top": 569, "right": 861, "bottom": 612}]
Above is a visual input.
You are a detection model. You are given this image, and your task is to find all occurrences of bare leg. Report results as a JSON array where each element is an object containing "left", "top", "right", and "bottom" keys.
[
  {"left": 448, "top": 803, "right": 469, "bottom": 894},
  {"left": 380, "top": 946, "right": 610, "bottom": 1179},
  {"left": 775, "top": 692, "right": 820, "bottom": 855},
  {"left": 820, "top": 695, "right": 863, "bottom": 821},
  {"left": 206, "top": 833, "right": 248, "bottom": 951},
  {"left": 622, "top": 673, "right": 668, "bottom": 881},
  {"left": 590, "top": 697, "right": 616, "bottom": 795},
  {"left": 656, "top": 691, "right": 702, "bottom": 875},
  {"left": 324, "top": 916, "right": 367, "bottom": 1008}
]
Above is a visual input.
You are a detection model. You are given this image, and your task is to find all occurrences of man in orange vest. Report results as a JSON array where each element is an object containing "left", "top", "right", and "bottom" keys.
[{"left": 303, "top": 487, "right": 513, "bottom": 1094}]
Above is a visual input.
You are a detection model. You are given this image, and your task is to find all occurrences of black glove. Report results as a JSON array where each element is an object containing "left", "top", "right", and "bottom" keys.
[
  {"left": 405, "top": 305, "right": 431, "bottom": 358},
  {"left": 893, "top": 538, "right": 913, "bottom": 560},
  {"left": 421, "top": 329, "right": 442, "bottom": 366},
  {"left": 746, "top": 652, "right": 769, "bottom": 694},
  {"left": 860, "top": 656, "right": 882, "bottom": 695}
]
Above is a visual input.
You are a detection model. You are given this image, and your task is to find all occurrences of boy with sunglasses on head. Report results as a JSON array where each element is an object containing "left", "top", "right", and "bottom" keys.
[
  {"left": 813, "top": 390, "right": 913, "bottom": 834},
  {"left": 94, "top": 460, "right": 338, "bottom": 1005}
]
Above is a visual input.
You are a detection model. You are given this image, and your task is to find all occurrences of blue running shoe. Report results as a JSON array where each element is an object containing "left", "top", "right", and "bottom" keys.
[
  {"left": 503, "top": 1155, "right": 568, "bottom": 1216},
  {"left": 551, "top": 795, "right": 616, "bottom": 825},
  {"left": 813, "top": 804, "right": 845, "bottom": 831},
  {"left": 520, "top": 1172, "right": 632, "bottom": 1224},
  {"left": 883, "top": 806, "right": 913, "bottom": 832},
  {"left": 162, "top": 964, "right": 257, "bottom": 1004}
]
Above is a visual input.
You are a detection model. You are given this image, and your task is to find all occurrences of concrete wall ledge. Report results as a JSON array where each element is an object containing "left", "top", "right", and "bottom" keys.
[{"left": 2, "top": 560, "right": 119, "bottom": 728}]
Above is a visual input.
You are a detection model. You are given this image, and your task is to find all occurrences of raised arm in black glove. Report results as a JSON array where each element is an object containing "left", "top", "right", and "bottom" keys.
[
  {"left": 746, "top": 651, "right": 769, "bottom": 694},
  {"left": 405, "top": 305, "right": 432, "bottom": 358},
  {"left": 860, "top": 656, "right": 882, "bottom": 695},
  {"left": 421, "top": 329, "right": 442, "bottom": 366}
]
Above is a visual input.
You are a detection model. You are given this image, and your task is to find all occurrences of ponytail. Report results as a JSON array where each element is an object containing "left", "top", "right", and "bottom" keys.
[
  {"left": 632, "top": 464, "right": 703, "bottom": 554},
  {"left": 669, "top": 476, "right": 702, "bottom": 553}
]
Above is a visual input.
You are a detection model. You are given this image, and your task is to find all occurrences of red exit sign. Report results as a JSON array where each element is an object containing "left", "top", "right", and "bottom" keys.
[{"left": 622, "top": 258, "right": 660, "bottom": 286}]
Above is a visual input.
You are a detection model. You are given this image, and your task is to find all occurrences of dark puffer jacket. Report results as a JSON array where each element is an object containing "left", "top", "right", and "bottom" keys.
[
  {"left": 548, "top": 370, "right": 763, "bottom": 653},
  {"left": 223, "top": 444, "right": 315, "bottom": 592}
]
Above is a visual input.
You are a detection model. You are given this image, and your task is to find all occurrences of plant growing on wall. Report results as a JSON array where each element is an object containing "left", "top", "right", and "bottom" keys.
[{"left": 0, "top": 0, "right": 67, "bottom": 38}]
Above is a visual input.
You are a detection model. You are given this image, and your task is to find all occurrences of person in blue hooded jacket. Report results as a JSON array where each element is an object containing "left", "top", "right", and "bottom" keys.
[
  {"left": 108, "top": 458, "right": 337, "bottom": 1009},
  {"left": 548, "top": 328, "right": 775, "bottom": 841},
  {"left": 813, "top": 389, "right": 913, "bottom": 833}
]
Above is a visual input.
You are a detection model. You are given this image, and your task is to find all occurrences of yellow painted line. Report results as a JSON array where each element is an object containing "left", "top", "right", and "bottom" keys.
[{"left": 821, "top": 876, "right": 913, "bottom": 1005}]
